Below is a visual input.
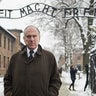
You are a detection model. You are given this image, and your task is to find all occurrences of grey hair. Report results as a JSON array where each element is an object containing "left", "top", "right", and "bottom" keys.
[{"left": 24, "top": 25, "right": 40, "bottom": 35}]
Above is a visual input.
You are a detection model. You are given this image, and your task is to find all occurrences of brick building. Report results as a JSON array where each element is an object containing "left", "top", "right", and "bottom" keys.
[
  {"left": 58, "top": 48, "right": 83, "bottom": 70},
  {"left": 72, "top": 48, "right": 83, "bottom": 66},
  {"left": 0, "top": 26, "right": 24, "bottom": 75}
]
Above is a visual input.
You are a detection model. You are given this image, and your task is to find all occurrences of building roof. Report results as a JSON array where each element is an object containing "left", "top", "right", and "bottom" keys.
[
  {"left": 0, "top": 25, "right": 16, "bottom": 39},
  {"left": 8, "top": 29, "right": 22, "bottom": 33}
]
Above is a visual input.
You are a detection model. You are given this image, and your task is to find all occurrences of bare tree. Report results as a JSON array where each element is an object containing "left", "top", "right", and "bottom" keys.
[
  {"left": 28, "top": 0, "right": 96, "bottom": 71},
  {"left": 53, "top": 0, "right": 96, "bottom": 71}
]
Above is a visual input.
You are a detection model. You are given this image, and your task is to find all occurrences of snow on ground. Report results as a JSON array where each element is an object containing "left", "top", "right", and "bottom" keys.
[
  {"left": 61, "top": 71, "right": 96, "bottom": 96},
  {"left": 0, "top": 71, "right": 96, "bottom": 96},
  {"left": 0, "top": 76, "right": 4, "bottom": 96}
]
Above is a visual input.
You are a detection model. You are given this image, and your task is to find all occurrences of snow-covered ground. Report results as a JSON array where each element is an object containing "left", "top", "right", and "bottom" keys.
[
  {"left": 0, "top": 72, "right": 96, "bottom": 96},
  {"left": 61, "top": 71, "right": 96, "bottom": 96},
  {"left": 0, "top": 76, "right": 4, "bottom": 96}
]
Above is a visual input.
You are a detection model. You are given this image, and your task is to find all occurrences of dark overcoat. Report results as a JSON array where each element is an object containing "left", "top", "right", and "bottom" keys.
[
  {"left": 70, "top": 67, "right": 77, "bottom": 80},
  {"left": 4, "top": 45, "right": 62, "bottom": 96}
]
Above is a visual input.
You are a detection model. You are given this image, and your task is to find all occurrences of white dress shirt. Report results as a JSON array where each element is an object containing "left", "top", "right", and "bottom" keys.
[{"left": 27, "top": 47, "right": 38, "bottom": 57}]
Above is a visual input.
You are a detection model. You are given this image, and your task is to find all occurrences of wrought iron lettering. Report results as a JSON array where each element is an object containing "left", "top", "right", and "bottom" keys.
[{"left": 0, "top": 3, "right": 96, "bottom": 19}]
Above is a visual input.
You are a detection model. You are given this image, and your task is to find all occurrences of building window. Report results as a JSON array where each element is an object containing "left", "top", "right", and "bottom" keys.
[
  {"left": 4, "top": 36, "right": 6, "bottom": 48},
  {"left": 11, "top": 40, "right": 13, "bottom": 52},
  {"left": 0, "top": 33, "right": 2, "bottom": 47},
  {"left": 3, "top": 56, "right": 6, "bottom": 68},
  {"left": 7, "top": 57, "right": 10, "bottom": 64},
  {"left": 8, "top": 38, "right": 10, "bottom": 50},
  {"left": 0, "top": 55, "right": 1, "bottom": 68},
  {"left": 77, "top": 56, "right": 80, "bottom": 60}
]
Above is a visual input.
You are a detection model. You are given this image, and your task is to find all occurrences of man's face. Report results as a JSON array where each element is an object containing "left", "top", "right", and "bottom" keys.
[{"left": 23, "top": 27, "right": 40, "bottom": 49}]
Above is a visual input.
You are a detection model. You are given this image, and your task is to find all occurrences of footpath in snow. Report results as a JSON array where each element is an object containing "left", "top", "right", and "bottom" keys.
[
  {"left": 0, "top": 76, "right": 4, "bottom": 96},
  {"left": 59, "top": 71, "right": 96, "bottom": 96},
  {"left": 0, "top": 71, "right": 96, "bottom": 96}
]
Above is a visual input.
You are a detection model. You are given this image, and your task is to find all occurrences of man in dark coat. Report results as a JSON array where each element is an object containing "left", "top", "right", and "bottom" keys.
[
  {"left": 4, "top": 25, "right": 62, "bottom": 96},
  {"left": 69, "top": 65, "right": 77, "bottom": 91}
]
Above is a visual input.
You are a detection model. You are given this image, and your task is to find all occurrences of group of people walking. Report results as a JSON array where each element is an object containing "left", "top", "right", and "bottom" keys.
[{"left": 58, "top": 64, "right": 78, "bottom": 91}]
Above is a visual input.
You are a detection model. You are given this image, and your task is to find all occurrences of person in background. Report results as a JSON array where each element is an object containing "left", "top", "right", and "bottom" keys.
[
  {"left": 69, "top": 65, "right": 77, "bottom": 91},
  {"left": 84, "top": 64, "right": 89, "bottom": 91},
  {"left": 58, "top": 67, "right": 63, "bottom": 77},
  {"left": 4, "top": 25, "right": 62, "bottom": 96}
]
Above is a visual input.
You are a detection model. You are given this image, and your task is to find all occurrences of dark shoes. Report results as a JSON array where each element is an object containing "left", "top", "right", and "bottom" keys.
[
  {"left": 69, "top": 87, "right": 71, "bottom": 90},
  {"left": 69, "top": 88, "right": 76, "bottom": 91},
  {"left": 73, "top": 89, "right": 76, "bottom": 91}
]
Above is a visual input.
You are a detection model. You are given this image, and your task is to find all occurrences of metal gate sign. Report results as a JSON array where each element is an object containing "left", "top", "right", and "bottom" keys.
[{"left": 0, "top": 3, "right": 96, "bottom": 19}]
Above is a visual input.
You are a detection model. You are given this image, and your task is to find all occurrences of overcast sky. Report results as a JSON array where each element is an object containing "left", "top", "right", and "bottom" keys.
[
  {"left": 0, "top": 0, "right": 48, "bottom": 29},
  {"left": 0, "top": 0, "right": 54, "bottom": 29},
  {"left": 0, "top": 0, "right": 57, "bottom": 49}
]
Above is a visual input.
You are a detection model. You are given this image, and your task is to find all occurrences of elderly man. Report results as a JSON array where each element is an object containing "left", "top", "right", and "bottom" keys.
[{"left": 4, "top": 25, "right": 62, "bottom": 96}]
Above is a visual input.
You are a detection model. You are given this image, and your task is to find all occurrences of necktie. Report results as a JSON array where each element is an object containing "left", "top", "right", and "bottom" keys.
[{"left": 29, "top": 50, "right": 34, "bottom": 59}]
